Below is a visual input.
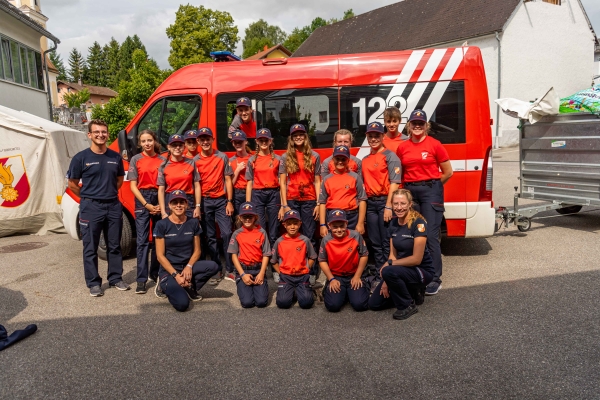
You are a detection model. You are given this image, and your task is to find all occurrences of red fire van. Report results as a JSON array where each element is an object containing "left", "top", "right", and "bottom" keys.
[{"left": 62, "top": 47, "right": 495, "bottom": 256}]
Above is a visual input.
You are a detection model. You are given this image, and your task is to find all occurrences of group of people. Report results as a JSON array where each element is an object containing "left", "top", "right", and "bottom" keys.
[{"left": 67, "top": 97, "right": 453, "bottom": 320}]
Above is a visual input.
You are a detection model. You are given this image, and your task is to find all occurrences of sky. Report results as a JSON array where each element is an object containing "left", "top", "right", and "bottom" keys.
[{"left": 43, "top": 0, "right": 600, "bottom": 70}]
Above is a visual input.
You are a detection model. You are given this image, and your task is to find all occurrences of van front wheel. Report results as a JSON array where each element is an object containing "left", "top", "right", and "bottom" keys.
[{"left": 98, "top": 214, "right": 133, "bottom": 260}]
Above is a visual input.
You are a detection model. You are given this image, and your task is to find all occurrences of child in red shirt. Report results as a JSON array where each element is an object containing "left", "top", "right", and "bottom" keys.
[
  {"left": 271, "top": 209, "right": 317, "bottom": 309},
  {"left": 183, "top": 129, "right": 199, "bottom": 159},
  {"left": 318, "top": 209, "right": 370, "bottom": 312},
  {"left": 228, "top": 202, "right": 271, "bottom": 308},
  {"left": 229, "top": 130, "right": 252, "bottom": 218},
  {"left": 228, "top": 97, "right": 257, "bottom": 139},
  {"left": 318, "top": 145, "right": 367, "bottom": 237}
]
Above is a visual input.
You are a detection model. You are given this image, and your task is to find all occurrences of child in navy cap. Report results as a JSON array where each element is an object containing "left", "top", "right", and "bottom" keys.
[{"left": 229, "top": 96, "right": 256, "bottom": 139}]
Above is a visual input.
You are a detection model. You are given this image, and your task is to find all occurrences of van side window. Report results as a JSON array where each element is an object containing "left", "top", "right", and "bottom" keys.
[
  {"left": 216, "top": 89, "right": 339, "bottom": 152},
  {"left": 340, "top": 81, "right": 466, "bottom": 144},
  {"left": 137, "top": 95, "right": 202, "bottom": 150}
]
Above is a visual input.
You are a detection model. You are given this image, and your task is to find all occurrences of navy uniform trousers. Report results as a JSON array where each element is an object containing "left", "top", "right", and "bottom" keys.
[
  {"left": 232, "top": 189, "right": 247, "bottom": 219},
  {"left": 369, "top": 266, "right": 432, "bottom": 311},
  {"left": 251, "top": 188, "right": 281, "bottom": 247},
  {"left": 404, "top": 180, "right": 444, "bottom": 284},
  {"left": 287, "top": 199, "right": 318, "bottom": 276},
  {"left": 79, "top": 198, "right": 123, "bottom": 287},
  {"left": 276, "top": 273, "right": 314, "bottom": 309},
  {"left": 200, "top": 196, "right": 233, "bottom": 273},
  {"left": 365, "top": 197, "right": 391, "bottom": 275},
  {"left": 159, "top": 261, "right": 220, "bottom": 312},
  {"left": 323, "top": 275, "right": 369, "bottom": 312},
  {"left": 235, "top": 268, "right": 269, "bottom": 308},
  {"left": 135, "top": 190, "right": 160, "bottom": 282}
]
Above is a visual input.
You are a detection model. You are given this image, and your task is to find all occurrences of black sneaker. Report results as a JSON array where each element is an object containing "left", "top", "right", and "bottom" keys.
[
  {"left": 393, "top": 303, "right": 418, "bottom": 320},
  {"left": 154, "top": 280, "right": 166, "bottom": 298},
  {"left": 89, "top": 285, "right": 103, "bottom": 297},
  {"left": 408, "top": 284, "right": 426, "bottom": 305},
  {"left": 109, "top": 281, "right": 130, "bottom": 291},
  {"left": 184, "top": 286, "right": 202, "bottom": 302},
  {"left": 135, "top": 282, "right": 147, "bottom": 294}
]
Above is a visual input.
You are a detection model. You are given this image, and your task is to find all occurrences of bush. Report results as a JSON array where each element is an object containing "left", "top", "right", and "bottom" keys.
[
  {"left": 91, "top": 98, "right": 135, "bottom": 143},
  {"left": 62, "top": 88, "right": 91, "bottom": 108}
]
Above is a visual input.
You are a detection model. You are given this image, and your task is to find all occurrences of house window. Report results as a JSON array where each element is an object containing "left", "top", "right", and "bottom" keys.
[
  {"left": 0, "top": 34, "right": 44, "bottom": 90},
  {"left": 319, "top": 111, "right": 327, "bottom": 123},
  {"left": 542, "top": 0, "right": 561, "bottom": 4}
]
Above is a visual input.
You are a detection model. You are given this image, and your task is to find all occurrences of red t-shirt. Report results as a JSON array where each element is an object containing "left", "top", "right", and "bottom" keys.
[
  {"left": 396, "top": 136, "right": 449, "bottom": 182},
  {"left": 183, "top": 149, "right": 199, "bottom": 159},
  {"left": 271, "top": 234, "right": 317, "bottom": 275},
  {"left": 318, "top": 171, "right": 367, "bottom": 211},
  {"left": 382, "top": 135, "right": 403, "bottom": 154},
  {"left": 156, "top": 158, "right": 200, "bottom": 194},
  {"left": 193, "top": 151, "right": 232, "bottom": 198},
  {"left": 318, "top": 230, "right": 368, "bottom": 276},
  {"left": 361, "top": 149, "right": 402, "bottom": 197},
  {"left": 229, "top": 115, "right": 257, "bottom": 139},
  {"left": 227, "top": 225, "right": 271, "bottom": 265},
  {"left": 279, "top": 150, "right": 321, "bottom": 201},
  {"left": 127, "top": 153, "right": 166, "bottom": 189},
  {"left": 245, "top": 154, "right": 281, "bottom": 190},
  {"left": 230, "top": 154, "right": 251, "bottom": 190}
]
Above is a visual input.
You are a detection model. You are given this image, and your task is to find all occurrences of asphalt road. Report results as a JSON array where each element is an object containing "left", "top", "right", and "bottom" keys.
[{"left": 1, "top": 147, "right": 599, "bottom": 399}]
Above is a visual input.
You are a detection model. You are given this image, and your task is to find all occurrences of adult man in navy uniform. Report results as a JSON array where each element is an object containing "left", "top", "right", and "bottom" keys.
[{"left": 68, "top": 119, "right": 130, "bottom": 296}]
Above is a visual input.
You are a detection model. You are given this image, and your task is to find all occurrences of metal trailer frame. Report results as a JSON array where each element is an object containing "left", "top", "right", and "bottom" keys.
[{"left": 495, "top": 112, "right": 600, "bottom": 232}]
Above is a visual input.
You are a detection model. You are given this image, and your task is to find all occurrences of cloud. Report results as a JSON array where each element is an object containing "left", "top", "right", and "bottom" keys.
[{"left": 44, "top": 0, "right": 600, "bottom": 71}]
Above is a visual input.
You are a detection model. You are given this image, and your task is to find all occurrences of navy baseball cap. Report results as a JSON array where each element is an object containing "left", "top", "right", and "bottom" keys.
[
  {"left": 230, "top": 130, "right": 247, "bottom": 141},
  {"left": 283, "top": 209, "right": 301, "bottom": 222},
  {"left": 168, "top": 134, "right": 185, "bottom": 145},
  {"left": 366, "top": 121, "right": 385, "bottom": 134},
  {"left": 256, "top": 128, "right": 272, "bottom": 139},
  {"left": 408, "top": 109, "right": 427, "bottom": 122},
  {"left": 236, "top": 97, "right": 252, "bottom": 108},
  {"left": 328, "top": 209, "right": 348, "bottom": 223},
  {"left": 290, "top": 124, "right": 306, "bottom": 135},
  {"left": 239, "top": 201, "right": 258, "bottom": 216},
  {"left": 183, "top": 130, "right": 198, "bottom": 140},
  {"left": 197, "top": 127, "right": 213, "bottom": 137},
  {"left": 332, "top": 145, "right": 350, "bottom": 159},
  {"left": 168, "top": 190, "right": 187, "bottom": 203}
]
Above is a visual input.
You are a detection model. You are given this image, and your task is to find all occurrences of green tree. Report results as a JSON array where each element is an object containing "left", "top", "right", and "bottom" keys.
[
  {"left": 242, "top": 19, "right": 287, "bottom": 59},
  {"left": 49, "top": 50, "right": 67, "bottom": 81},
  {"left": 166, "top": 4, "right": 239, "bottom": 70},
  {"left": 91, "top": 97, "right": 135, "bottom": 143},
  {"left": 116, "top": 35, "right": 147, "bottom": 84},
  {"left": 67, "top": 47, "right": 85, "bottom": 83},
  {"left": 103, "top": 38, "right": 120, "bottom": 89},
  {"left": 284, "top": 10, "right": 355, "bottom": 53},
  {"left": 62, "top": 88, "right": 91, "bottom": 108},
  {"left": 118, "top": 49, "right": 170, "bottom": 110},
  {"left": 85, "top": 41, "right": 106, "bottom": 86}
]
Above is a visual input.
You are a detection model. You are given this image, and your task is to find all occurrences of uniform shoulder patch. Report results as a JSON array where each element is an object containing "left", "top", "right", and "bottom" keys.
[{"left": 417, "top": 224, "right": 425, "bottom": 233}]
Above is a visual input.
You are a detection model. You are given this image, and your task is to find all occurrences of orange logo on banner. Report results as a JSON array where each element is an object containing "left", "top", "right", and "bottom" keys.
[{"left": 0, "top": 155, "right": 30, "bottom": 208}]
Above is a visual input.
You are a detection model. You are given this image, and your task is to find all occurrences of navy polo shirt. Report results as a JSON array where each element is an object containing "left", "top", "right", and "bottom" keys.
[
  {"left": 388, "top": 217, "right": 434, "bottom": 275},
  {"left": 153, "top": 217, "right": 202, "bottom": 268},
  {"left": 68, "top": 148, "right": 125, "bottom": 200}
]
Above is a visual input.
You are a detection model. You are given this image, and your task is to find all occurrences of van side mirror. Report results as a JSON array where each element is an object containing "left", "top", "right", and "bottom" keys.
[{"left": 117, "top": 129, "right": 135, "bottom": 161}]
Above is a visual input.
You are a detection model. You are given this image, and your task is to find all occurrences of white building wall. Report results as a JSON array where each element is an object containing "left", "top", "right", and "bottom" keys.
[
  {"left": 499, "top": 0, "right": 595, "bottom": 146},
  {"left": 0, "top": 9, "right": 50, "bottom": 119},
  {"left": 425, "top": 1, "right": 595, "bottom": 147}
]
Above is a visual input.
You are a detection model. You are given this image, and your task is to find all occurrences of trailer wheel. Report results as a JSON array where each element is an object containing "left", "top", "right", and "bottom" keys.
[
  {"left": 98, "top": 213, "right": 134, "bottom": 260},
  {"left": 517, "top": 217, "right": 531, "bottom": 232},
  {"left": 556, "top": 205, "right": 582, "bottom": 215}
]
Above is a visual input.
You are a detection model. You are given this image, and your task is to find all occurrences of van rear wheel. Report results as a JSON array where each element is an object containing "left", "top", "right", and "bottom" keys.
[{"left": 98, "top": 213, "right": 133, "bottom": 260}]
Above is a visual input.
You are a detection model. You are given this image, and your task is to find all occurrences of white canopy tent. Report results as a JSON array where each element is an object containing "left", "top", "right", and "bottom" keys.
[{"left": 0, "top": 105, "right": 89, "bottom": 237}]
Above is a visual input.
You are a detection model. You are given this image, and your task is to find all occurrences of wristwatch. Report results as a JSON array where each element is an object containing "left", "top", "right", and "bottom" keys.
[
  {"left": 387, "top": 259, "right": 393, "bottom": 266},
  {"left": 171, "top": 271, "right": 178, "bottom": 278},
  {"left": 195, "top": 203, "right": 201, "bottom": 207},
  {"left": 227, "top": 199, "right": 233, "bottom": 203}
]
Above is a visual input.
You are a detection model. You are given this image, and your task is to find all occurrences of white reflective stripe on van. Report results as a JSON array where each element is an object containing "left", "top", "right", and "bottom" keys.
[{"left": 449, "top": 159, "right": 484, "bottom": 172}]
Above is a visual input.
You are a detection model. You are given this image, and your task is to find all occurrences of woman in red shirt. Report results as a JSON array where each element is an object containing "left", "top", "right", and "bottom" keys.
[
  {"left": 229, "top": 130, "right": 252, "bottom": 218},
  {"left": 183, "top": 129, "right": 199, "bottom": 159},
  {"left": 157, "top": 134, "right": 201, "bottom": 220},
  {"left": 128, "top": 130, "right": 165, "bottom": 294},
  {"left": 361, "top": 121, "right": 401, "bottom": 280},
  {"left": 245, "top": 128, "right": 281, "bottom": 250},
  {"left": 395, "top": 109, "right": 453, "bottom": 296}
]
